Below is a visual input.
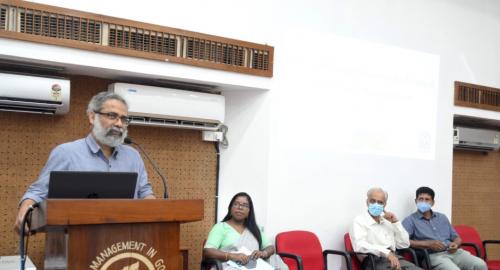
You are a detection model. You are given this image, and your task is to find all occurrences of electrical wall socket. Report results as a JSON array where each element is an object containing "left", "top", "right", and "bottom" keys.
[{"left": 202, "top": 131, "right": 223, "bottom": 142}]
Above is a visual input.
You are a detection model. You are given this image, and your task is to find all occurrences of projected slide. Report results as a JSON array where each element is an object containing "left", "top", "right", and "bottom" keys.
[{"left": 279, "top": 34, "right": 440, "bottom": 160}]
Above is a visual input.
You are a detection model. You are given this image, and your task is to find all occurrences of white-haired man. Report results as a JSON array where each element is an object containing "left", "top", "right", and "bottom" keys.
[
  {"left": 350, "top": 187, "right": 422, "bottom": 270},
  {"left": 15, "top": 91, "right": 155, "bottom": 231}
]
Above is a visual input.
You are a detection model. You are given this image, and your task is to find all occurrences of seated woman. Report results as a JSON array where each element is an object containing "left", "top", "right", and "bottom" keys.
[{"left": 203, "top": 192, "right": 288, "bottom": 270}]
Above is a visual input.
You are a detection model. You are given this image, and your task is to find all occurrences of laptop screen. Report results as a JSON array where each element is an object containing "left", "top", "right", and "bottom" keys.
[{"left": 48, "top": 171, "right": 138, "bottom": 199}]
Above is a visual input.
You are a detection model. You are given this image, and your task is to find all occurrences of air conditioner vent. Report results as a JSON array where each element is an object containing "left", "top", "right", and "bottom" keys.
[
  {"left": 0, "top": 104, "right": 57, "bottom": 114},
  {"left": 129, "top": 116, "right": 220, "bottom": 131},
  {"left": 0, "top": 96, "right": 62, "bottom": 105},
  {"left": 453, "top": 144, "right": 497, "bottom": 152}
]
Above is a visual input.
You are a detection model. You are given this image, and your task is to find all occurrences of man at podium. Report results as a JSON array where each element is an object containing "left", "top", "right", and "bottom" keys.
[{"left": 14, "top": 91, "right": 156, "bottom": 232}]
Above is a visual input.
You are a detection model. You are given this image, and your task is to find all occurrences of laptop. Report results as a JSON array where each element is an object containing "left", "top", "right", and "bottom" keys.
[{"left": 48, "top": 171, "right": 138, "bottom": 199}]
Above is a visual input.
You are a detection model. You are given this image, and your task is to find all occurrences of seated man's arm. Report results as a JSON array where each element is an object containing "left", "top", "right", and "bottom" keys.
[
  {"left": 385, "top": 211, "right": 410, "bottom": 249},
  {"left": 409, "top": 239, "right": 445, "bottom": 250}
]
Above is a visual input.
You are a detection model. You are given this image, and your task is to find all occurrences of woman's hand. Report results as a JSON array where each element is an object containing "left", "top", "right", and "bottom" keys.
[
  {"left": 229, "top": 253, "right": 250, "bottom": 265},
  {"left": 250, "top": 250, "right": 267, "bottom": 260}
]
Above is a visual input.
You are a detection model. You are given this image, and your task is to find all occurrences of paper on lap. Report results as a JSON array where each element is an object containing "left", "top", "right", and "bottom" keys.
[{"left": 227, "top": 246, "right": 274, "bottom": 270}]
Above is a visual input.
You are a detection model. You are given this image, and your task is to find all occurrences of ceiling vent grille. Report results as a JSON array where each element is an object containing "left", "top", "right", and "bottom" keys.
[
  {"left": 0, "top": 6, "right": 6, "bottom": 30},
  {"left": 18, "top": 9, "right": 101, "bottom": 44},
  {"left": 0, "top": 1, "right": 273, "bottom": 77},
  {"left": 185, "top": 39, "right": 247, "bottom": 67},
  {"left": 108, "top": 26, "right": 177, "bottom": 56},
  {"left": 252, "top": 50, "right": 269, "bottom": 70},
  {"left": 455, "top": 81, "right": 500, "bottom": 112}
]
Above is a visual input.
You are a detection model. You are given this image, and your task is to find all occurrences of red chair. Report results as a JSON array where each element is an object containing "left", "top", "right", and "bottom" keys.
[
  {"left": 455, "top": 225, "right": 500, "bottom": 270},
  {"left": 344, "top": 233, "right": 375, "bottom": 270},
  {"left": 344, "top": 233, "right": 419, "bottom": 270},
  {"left": 275, "top": 230, "right": 352, "bottom": 270}
]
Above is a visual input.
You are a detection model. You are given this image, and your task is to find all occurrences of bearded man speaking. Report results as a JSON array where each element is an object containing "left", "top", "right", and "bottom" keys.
[{"left": 14, "top": 91, "right": 156, "bottom": 231}]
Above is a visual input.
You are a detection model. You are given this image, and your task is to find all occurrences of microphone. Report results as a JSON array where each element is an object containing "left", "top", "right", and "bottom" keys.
[{"left": 124, "top": 137, "right": 169, "bottom": 199}]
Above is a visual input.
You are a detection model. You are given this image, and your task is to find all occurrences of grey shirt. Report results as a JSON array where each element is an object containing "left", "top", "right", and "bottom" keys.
[{"left": 21, "top": 134, "right": 153, "bottom": 203}]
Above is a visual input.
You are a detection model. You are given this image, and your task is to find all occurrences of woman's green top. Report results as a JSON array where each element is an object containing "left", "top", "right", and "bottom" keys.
[{"left": 204, "top": 222, "right": 270, "bottom": 249}]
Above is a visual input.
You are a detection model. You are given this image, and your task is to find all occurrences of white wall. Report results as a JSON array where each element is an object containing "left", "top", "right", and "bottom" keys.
[
  {"left": 219, "top": 89, "right": 270, "bottom": 227},
  {"left": 10, "top": 0, "right": 500, "bottom": 268}
]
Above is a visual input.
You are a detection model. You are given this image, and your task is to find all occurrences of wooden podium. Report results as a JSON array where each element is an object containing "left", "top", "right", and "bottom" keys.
[{"left": 31, "top": 199, "right": 203, "bottom": 270}]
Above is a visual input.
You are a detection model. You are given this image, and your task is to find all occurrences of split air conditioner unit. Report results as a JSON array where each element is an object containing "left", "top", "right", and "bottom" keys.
[
  {"left": 0, "top": 72, "right": 70, "bottom": 115},
  {"left": 453, "top": 126, "right": 500, "bottom": 151},
  {"left": 108, "top": 83, "right": 225, "bottom": 131}
]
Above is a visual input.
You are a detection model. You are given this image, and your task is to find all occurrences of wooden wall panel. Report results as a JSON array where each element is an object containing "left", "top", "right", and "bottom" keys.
[
  {"left": 453, "top": 150, "right": 500, "bottom": 259},
  {"left": 0, "top": 76, "right": 215, "bottom": 269}
]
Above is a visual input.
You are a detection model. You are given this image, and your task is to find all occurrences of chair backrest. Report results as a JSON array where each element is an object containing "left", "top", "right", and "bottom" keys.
[
  {"left": 201, "top": 239, "right": 219, "bottom": 270},
  {"left": 454, "top": 225, "right": 485, "bottom": 259},
  {"left": 201, "top": 239, "right": 208, "bottom": 270},
  {"left": 276, "top": 230, "right": 325, "bottom": 270},
  {"left": 344, "top": 233, "right": 362, "bottom": 270}
]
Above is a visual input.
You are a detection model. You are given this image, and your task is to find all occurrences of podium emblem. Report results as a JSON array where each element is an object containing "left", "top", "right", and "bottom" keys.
[
  {"left": 99, "top": 252, "right": 155, "bottom": 270},
  {"left": 90, "top": 241, "right": 166, "bottom": 270},
  {"left": 122, "top": 261, "right": 139, "bottom": 270}
]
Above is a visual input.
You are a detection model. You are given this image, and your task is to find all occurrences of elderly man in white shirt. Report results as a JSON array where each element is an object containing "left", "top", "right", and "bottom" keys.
[{"left": 350, "top": 187, "right": 422, "bottom": 270}]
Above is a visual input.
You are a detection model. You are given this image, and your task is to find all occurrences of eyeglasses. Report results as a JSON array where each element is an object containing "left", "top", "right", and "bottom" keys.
[
  {"left": 94, "top": 111, "right": 130, "bottom": 125},
  {"left": 232, "top": 202, "right": 250, "bottom": 210}
]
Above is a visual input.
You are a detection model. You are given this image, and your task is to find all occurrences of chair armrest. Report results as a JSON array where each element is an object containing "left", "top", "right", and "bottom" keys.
[
  {"left": 345, "top": 251, "right": 376, "bottom": 270},
  {"left": 277, "top": 252, "right": 303, "bottom": 270},
  {"left": 461, "top": 242, "right": 481, "bottom": 258},
  {"left": 323, "top": 249, "right": 352, "bottom": 270},
  {"left": 483, "top": 240, "right": 500, "bottom": 244},
  {"left": 346, "top": 251, "right": 374, "bottom": 257},
  {"left": 482, "top": 240, "right": 500, "bottom": 260},
  {"left": 410, "top": 248, "right": 431, "bottom": 270},
  {"left": 396, "top": 248, "right": 419, "bottom": 266},
  {"left": 200, "top": 258, "right": 223, "bottom": 270}
]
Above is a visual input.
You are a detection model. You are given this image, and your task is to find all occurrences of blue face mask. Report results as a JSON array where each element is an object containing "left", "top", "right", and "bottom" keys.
[
  {"left": 417, "top": 201, "right": 432, "bottom": 213},
  {"left": 368, "top": 203, "right": 384, "bottom": 217}
]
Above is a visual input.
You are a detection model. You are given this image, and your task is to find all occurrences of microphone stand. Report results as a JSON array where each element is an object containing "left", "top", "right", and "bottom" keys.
[{"left": 124, "top": 138, "right": 169, "bottom": 199}]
